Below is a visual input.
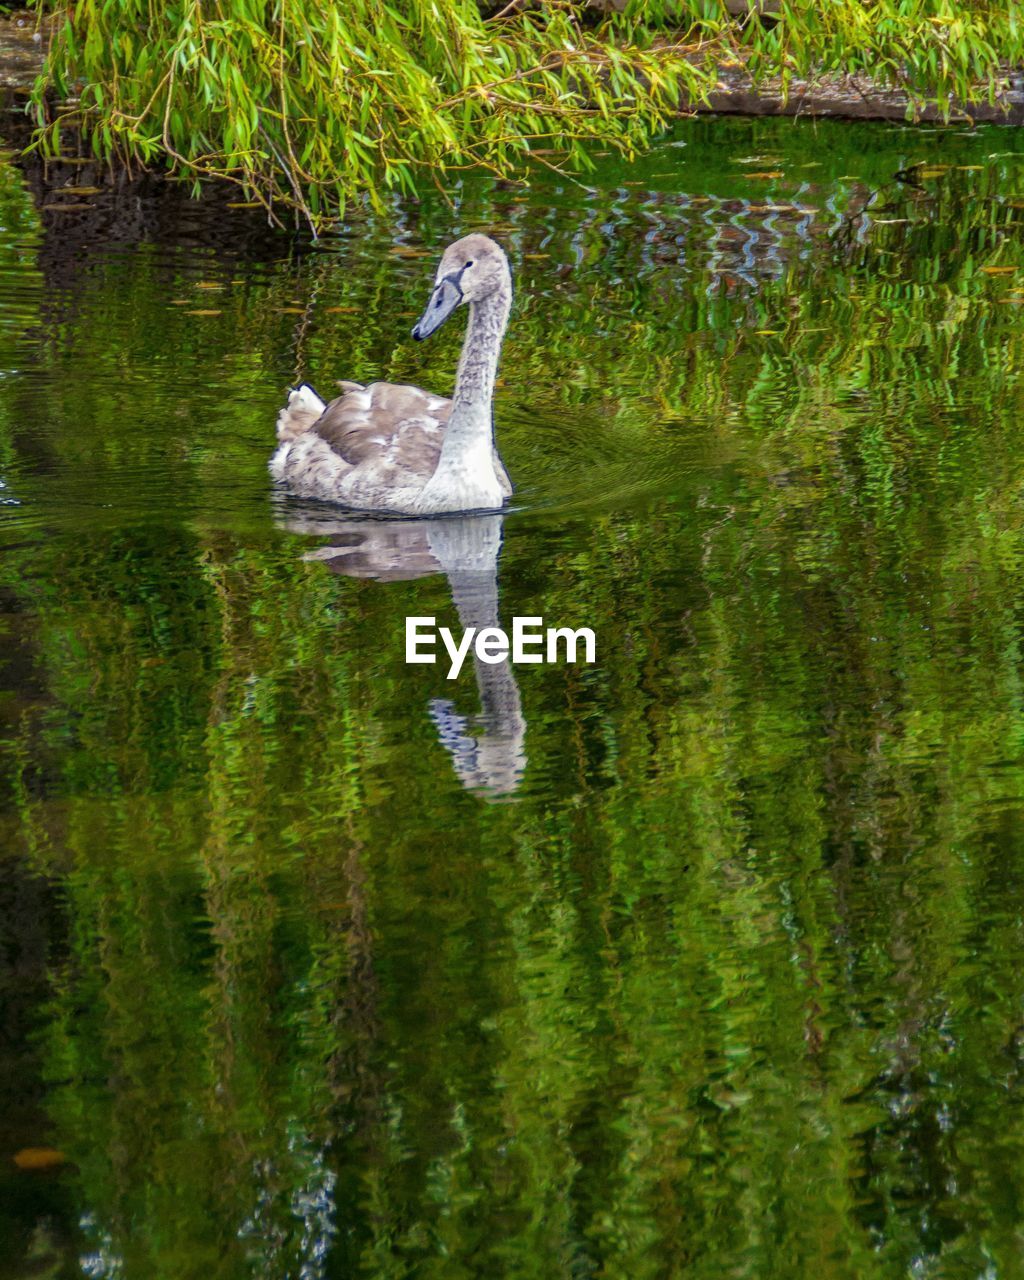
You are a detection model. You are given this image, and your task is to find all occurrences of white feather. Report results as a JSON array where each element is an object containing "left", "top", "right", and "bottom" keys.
[{"left": 293, "top": 383, "right": 326, "bottom": 414}]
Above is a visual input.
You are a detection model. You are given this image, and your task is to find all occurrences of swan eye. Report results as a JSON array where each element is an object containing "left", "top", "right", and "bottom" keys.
[{"left": 464, "top": 260, "right": 474, "bottom": 268}]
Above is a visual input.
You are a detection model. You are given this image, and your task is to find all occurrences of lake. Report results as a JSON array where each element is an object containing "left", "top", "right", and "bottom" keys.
[{"left": 3, "top": 114, "right": 1024, "bottom": 1278}]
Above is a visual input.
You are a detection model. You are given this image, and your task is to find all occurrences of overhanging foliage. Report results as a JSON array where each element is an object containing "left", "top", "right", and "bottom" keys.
[{"left": 27, "top": 0, "right": 1024, "bottom": 227}]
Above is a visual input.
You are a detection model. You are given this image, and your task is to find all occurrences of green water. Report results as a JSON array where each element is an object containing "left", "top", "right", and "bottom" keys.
[{"left": 4, "top": 115, "right": 1024, "bottom": 1278}]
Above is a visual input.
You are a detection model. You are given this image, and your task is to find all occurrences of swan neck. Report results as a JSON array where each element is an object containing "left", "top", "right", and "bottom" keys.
[{"left": 446, "top": 285, "right": 510, "bottom": 443}]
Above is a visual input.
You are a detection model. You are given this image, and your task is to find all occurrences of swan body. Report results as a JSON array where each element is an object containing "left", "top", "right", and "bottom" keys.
[{"left": 270, "top": 233, "right": 513, "bottom": 515}]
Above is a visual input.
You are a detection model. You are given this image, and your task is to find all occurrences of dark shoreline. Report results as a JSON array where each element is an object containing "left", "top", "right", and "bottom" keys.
[{"left": 695, "top": 59, "right": 1024, "bottom": 127}]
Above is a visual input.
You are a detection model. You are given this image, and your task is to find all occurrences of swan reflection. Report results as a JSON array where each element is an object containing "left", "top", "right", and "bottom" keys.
[{"left": 278, "top": 505, "right": 526, "bottom": 797}]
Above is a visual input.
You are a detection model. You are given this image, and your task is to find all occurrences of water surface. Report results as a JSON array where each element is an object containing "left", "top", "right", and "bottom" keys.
[{"left": 4, "top": 117, "right": 1024, "bottom": 1278}]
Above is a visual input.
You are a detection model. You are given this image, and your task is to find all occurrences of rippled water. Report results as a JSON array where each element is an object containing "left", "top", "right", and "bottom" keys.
[{"left": 4, "top": 116, "right": 1024, "bottom": 1278}]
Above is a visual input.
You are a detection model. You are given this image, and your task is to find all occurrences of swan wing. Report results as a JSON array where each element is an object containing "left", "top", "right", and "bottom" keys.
[{"left": 312, "top": 381, "right": 452, "bottom": 476}]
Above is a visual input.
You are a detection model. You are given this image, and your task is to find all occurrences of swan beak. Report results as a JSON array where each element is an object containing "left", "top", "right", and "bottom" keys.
[{"left": 412, "top": 277, "right": 462, "bottom": 341}]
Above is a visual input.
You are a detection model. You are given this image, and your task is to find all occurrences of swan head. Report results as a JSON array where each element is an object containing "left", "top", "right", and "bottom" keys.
[{"left": 412, "top": 233, "right": 509, "bottom": 341}]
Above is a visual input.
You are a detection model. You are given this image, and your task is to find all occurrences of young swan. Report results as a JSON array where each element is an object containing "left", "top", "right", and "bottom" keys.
[{"left": 270, "top": 232, "right": 513, "bottom": 515}]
